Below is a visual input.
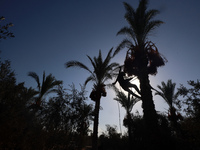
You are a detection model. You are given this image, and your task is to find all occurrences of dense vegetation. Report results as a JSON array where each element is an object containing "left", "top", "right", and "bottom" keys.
[
  {"left": 0, "top": 59, "right": 94, "bottom": 149},
  {"left": 1, "top": 53, "right": 200, "bottom": 150},
  {"left": 1, "top": 0, "right": 200, "bottom": 149}
]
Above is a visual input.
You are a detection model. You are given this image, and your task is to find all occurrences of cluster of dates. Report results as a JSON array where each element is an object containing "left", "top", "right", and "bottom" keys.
[{"left": 124, "top": 42, "right": 167, "bottom": 76}]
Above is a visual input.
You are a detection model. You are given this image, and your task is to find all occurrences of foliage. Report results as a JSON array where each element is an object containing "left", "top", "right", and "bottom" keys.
[
  {"left": 0, "top": 59, "right": 44, "bottom": 149},
  {"left": 2, "top": 1, "right": 200, "bottom": 149},
  {"left": 178, "top": 80, "right": 200, "bottom": 118},
  {"left": 66, "top": 48, "right": 119, "bottom": 88},
  {"left": 42, "top": 84, "right": 93, "bottom": 149},
  {"left": 155, "top": 79, "right": 179, "bottom": 108},
  {"left": 99, "top": 125, "right": 127, "bottom": 150},
  {"left": 155, "top": 80, "right": 183, "bottom": 132},
  {"left": 113, "top": 0, "right": 166, "bottom": 76},
  {"left": 0, "top": 59, "right": 94, "bottom": 149},
  {"left": 27, "top": 71, "right": 62, "bottom": 107},
  {"left": 114, "top": 1, "right": 163, "bottom": 56},
  {"left": 113, "top": 86, "right": 140, "bottom": 113},
  {"left": 177, "top": 80, "right": 200, "bottom": 148},
  {"left": 43, "top": 84, "right": 93, "bottom": 134},
  {"left": 0, "top": 16, "right": 14, "bottom": 40}
]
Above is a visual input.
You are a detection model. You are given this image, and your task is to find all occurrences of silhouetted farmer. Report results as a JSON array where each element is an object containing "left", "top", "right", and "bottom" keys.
[{"left": 113, "top": 67, "right": 141, "bottom": 99}]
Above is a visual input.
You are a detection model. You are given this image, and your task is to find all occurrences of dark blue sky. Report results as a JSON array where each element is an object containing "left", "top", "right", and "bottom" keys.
[{"left": 1, "top": 0, "right": 200, "bottom": 134}]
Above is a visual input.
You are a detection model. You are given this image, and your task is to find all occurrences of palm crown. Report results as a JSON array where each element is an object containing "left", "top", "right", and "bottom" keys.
[
  {"left": 28, "top": 71, "right": 62, "bottom": 106},
  {"left": 113, "top": 86, "right": 140, "bottom": 113},
  {"left": 114, "top": 0, "right": 166, "bottom": 76},
  {"left": 66, "top": 48, "right": 119, "bottom": 91},
  {"left": 155, "top": 79, "right": 178, "bottom": 108}
]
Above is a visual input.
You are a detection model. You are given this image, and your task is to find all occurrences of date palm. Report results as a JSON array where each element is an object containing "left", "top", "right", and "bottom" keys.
[
  {"left": 155, "top": 80, "right": 181, "bottom": 128},
  {"left": 113, "top": 86, "right": 140, "bottom": 149},
  {"left": 28, "top": 71, "right": 62, "bottom": 107},
  {"left": 113, "top": 0, "right": 166, "bottom": 142},
  {"left": 155, "top": 80, "right": 178, "bottom": 109},
  {"left": 65, "top": 48, "right": 119, "bottom": 150}
]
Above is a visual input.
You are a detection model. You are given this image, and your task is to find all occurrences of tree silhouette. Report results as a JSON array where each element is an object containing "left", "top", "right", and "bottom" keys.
[
  {"left": 99, "top": 125, "right": 122, "bottom": 150},
  {"left": 178, "top": 80, "right": 200, "bottom": 148},
  {"left": 155, "top": 80, "right": 182, "bottom": 130},
  {"left": 156, "top": 80, "right": 178, "bottom": 109},
  {"left": 113, "top": 86, "right": 140, "bottom": 149},
  {"left": 65, "top": 48, "right": 119, "bottom": 150},
  {"left": 178, "top": 80, "right": 200, "bottom": 119},
  {"left": 27, "top": 71, "right": 62, "bottom": 108},
  {"left": 42, "top": 84, "right": 93, "bottom": 149},
  {"left": 0, "top": 59, "right": 45, "bottom": 149},
  {"left": 113, "top": 0, "right": 166, "bottom": 145}
]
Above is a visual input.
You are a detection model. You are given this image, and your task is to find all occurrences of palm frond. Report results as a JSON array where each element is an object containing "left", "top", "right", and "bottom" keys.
[
  {"left": 40, "top": 73, "right": 62, "bottom": 97},
  {"left": 27, "top": 71, "right": 40, "bottom": 90},
  {"left": 97, "top": 50, "right": 103, "bottom": 65},
  {"left": 103, "top": 48, "right": 113, "bottom": 66},
  {"left": 117, "top": 27, "right": 132, "bottom": 37},
  {"left": 145, "top": 9, "right": 160, "bottom": 22},
  {"left": 118, "top": 27, "right": 137, "bottom": 44},
  {"left": 102, "top": 73, "right": 113, "bottom": 83},
  {"left": 136, "top": 0, "right": 148, "bottom": 16},
  {"left": 103, "top": 63, "right": 119, "bottom": 82},
  {"left": 24, "top": 87, "right": 39, "bottom": 102},
  {"left": 144, "top": 20, "right": 163, "bottom": 37},
  {"left": 155, "top": 90, "right": 166, "bottom": 100},
  {"left": 113, "top": 86, "right": 140, "bottom": 113},
  {"left": 123, "top": 2, "right": 135, "bottom": 23},
  {"left": 155, "top": 80, "right": 178, "bottom": 108},
  {"left": 84, "top": 75, "right": 96, "bottom": 86},
  {"left": 40, "top": 74, "right": 53, "bottom": 96},
  {"left": 65, "top": 60, "right": 93, "bottom": 74},
  {"left": 106, "top": 63, "right": 120, "bottom": 72},
  {"left": 45, "top": 89, "right": 59, "bottom": 96},
  {"left": 42, "top": 71, "right": 45, "bottom": 82},
  {"left": 87, "top": 55, "right": 96, "bottom": 71},
  {"left": 113, "top": 39, "right": 133, "bottom": 57},
  {"left": 123, "top": 2, "right": 135, "bottom": 16}
]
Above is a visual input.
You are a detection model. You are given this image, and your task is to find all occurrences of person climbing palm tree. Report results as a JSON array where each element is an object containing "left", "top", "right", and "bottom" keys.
[
  {"left": 65, "top": 48, "right": 119, "bottom": 150},
  {"left": 112, "top": 66, "right": 141, "bottom": 99}
]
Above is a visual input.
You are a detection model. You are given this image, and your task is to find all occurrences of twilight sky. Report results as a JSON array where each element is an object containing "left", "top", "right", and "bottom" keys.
[{"left": 1, "top": 0, "right": 200, "bottom": 134}]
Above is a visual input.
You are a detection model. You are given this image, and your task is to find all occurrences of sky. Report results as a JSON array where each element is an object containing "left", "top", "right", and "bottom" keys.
[{"left": 1, "top": 0, "right": 200, "bottom": 134}]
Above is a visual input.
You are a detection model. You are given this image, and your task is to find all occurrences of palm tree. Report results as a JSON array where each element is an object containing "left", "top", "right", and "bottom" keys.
[
  {"left": 113, "top": 86, "right": 140, "bottom": 149},
  {"left": 27, "top": 71, "right": 62, "bottom": 107},
  {"left": 113, "top": 0, "right": 166, "bottom": 141},
  {"left": 155, "top": 80, "right": 181, "bottom": 128},
  {"left": 155, "top": 80, "right": 178, "bottom": 109},
  {"left": 65, "top": 48, "right": 119, "bottom": 150}
]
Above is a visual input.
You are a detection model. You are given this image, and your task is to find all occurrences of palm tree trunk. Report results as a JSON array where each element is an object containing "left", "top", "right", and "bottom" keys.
[
  {"left": 137, "top": 49, "right": 159, "bottom": 147},
  {"left": 92, "top": 92, "right": 101, "bottom": 150},
  {"left": 139, "top": 73, "right": 160, "bottom": 148}
]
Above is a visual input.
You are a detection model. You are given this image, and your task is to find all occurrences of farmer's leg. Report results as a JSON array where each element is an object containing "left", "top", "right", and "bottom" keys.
[
  {"left": 129, "top": 83, "right": 141, "bottom": 94},
  {"left": 126, "top": 88, "right": 141, "bottom": 99}
]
